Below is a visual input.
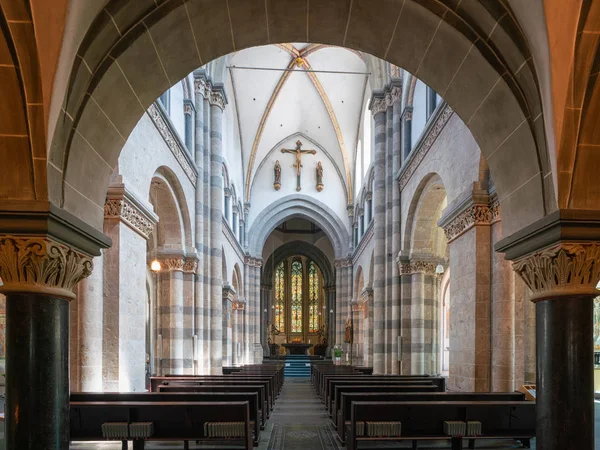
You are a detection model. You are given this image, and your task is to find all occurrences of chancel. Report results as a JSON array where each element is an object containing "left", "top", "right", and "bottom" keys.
[{"left": 0, "top": 2, "right": 600, "bottom": 450}]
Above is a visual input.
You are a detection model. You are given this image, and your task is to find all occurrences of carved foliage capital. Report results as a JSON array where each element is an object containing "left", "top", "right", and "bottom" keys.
[
  {"left": 162, "top": 258, "right": 185, "bottom": 272},
  {"left": 210, "top": 90, "right": 226, "bottom": 110},
  {"left": 399, "top": 260, "right": 437, "bottom": 275},
  {"left": 513, "top": 243, "right": 600, "bottom": 302},
  {"left": 245, "top": 256, "right": 263, "bottom": 268},
  {"left": 370, "top": 97, "right": 387, "bottom": 116},
  {"left": 232, "top": 301, "right": 246, "bottom": 311},
  {"left": 0, "top": 236, "right": 93, "bottom": 299},
  {"left": 443, "top": 200, "right": 500, "bottom": 243},
  {"left": 334, "top": 258, "right": 352, "bottom": 269}
]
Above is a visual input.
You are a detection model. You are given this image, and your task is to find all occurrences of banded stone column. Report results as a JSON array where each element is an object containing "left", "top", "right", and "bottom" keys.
[
  {"left": 193, "top": 73, "right": 207, "bottom": 373},
  {"left": 500, "top": 233, "right": 600, "bottom": 450},
  {"left": 245, "top": 257, "right": 263, "bottom": 363},
  {"left": 390, "top": 85, "right": 402, "bottom": 374},
  {"left": 103, "top": 184, "right": 157, "bottom": 389},
  {"left": 232, "top": 300, "right": 245, "bottom": 365},
  {"left": 370, "top": 94, "right": 387, "bottom": 374},
  {"left": 334, "top": 259, "right": 352, "bottom": 349},
  {"left": 402, "top": 107, "right": 412, "bottom": 161},
  {"left": 398, "top": 260, "right": 439, "bottom": 375},
  {"left": 324, "top": 285, "right": 336, "bottom": 355},
  {"left": 208, "top": 84, "right": 227, "bottom": 374},
  {"left": 0, "top": 230, "right": 104, "bottom": 450},
  {"left": 384, "top": 90, "right": 394, "bottom": 373},
  {"left": 361, "top": 288, "right": 374, "bottom": 367},
  {"left": 260, "top": 285, "right": 272, "bottom": 357},
  {"left": 157, "top": 256, "right": 185, "bottom": 375},
  {"left": 183, "top": 258, "right": 197, "bottom": 374},
  {"left": 222, "top": 284, "right": 235, "bottom": 366},
  {"left": 183, "top": 99, "right": 195, "bottom": 151},
  {"left": 202, "top": 73, "right": 213, "bottom": 374}
]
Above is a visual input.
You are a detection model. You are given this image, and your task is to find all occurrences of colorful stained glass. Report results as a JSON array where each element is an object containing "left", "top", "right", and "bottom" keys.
[
  {"left": 291, "top": 260, "right": 303, "bottom": 333},
  {"left": 309, "top": 261, "right": 320, "bottom": 333},
  {"left": 274, "top": 261, "right": 285, "bottom": 332}
]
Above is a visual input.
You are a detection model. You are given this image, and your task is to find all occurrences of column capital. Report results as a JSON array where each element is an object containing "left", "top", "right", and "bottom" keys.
[
  {"left": 209, "top": 84, "right": 228, "bottom": 110},
  {"left": 193, "top": 72, "right": 210, "bottom": 99},
  {"left": 360, "top": 287, "right": 373, "bottom": 303},
  {"left": 245, "top": 256, "right": 263, "bottom": 268},
  {"left": 223, "top": 283, "right": 236, "bottom": 301},
  {"left": 497, "top": 209, "right": 600, "bottom": 302},
  {"left": 183, "top": 99, "right": 195, "bottom": 115},
  {"left": 439, "top": 195, "right": 500, "bottom": 243},
  {"left": 513, "top": 243, "right": 600, "bottom": 302},
  {"left": 369, "top": 94, "right": 387, "bottom": 116},
  {"left": 334, "top": 258, "right": 352, "bottom": 269},
  {"left": 0, "top": 236, "right": 93, "bottom": 299},
  {"left": 232, "top": 300, "right": 246, "bottom": 311},
  {"left": 104, "top": 183, "right": 158, "bottom": 240}
]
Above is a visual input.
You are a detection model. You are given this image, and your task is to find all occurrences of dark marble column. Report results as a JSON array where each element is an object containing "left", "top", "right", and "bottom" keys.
[
  {"left": 6, "top": 293, "right": 69, "bottom": 450},
  {"left": 536, "top": 296, "right": 594, "bottom": 449}
]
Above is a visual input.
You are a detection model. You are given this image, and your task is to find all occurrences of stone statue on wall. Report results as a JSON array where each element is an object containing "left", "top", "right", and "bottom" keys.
[
  {"left": 344, "top": 318, "right": 353, "bottom": 343},
  {"left": 316, "top": 161, "right": 324, "bottom": 192},
  {"left": 274, "top": 160, "right": 281, "bottom": 190}
]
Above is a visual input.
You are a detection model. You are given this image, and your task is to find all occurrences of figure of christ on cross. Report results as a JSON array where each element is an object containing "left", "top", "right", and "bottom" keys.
[{"left": 281, "top": 140, "right": 317, "bottom": 191}]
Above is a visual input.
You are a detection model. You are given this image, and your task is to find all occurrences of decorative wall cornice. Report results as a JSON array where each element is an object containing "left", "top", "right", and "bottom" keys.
[
  {"left": 147, "top": 103, "right": 197, "bottom": 187},
  {"left": 104, "top": 184, "right": 158, "bottom": 240},
  {"left": 441, "top": 199, "right": 500, "bottom": 243},
  {"left": 397, "top": 103, "right": 453, "bottom": 191},
  {"left": 0, "top": 236, "right": 93, "bottom": 300},
  {"left": 399, "top": 259, "right": 437, "bottom": 275},
  {"left": 513, "top": 243, "right": 600, "bottom": 302}
]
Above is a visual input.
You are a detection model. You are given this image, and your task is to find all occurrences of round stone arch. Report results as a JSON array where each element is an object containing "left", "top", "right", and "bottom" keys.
[
  {"left": 404, "top": 173, "right": 448, "bottom": 258},
  {"left": 149, "top": 166, "right": 193, "bottom": 250},
  {"left": 247, "top": 194, "right": 350, "bottom": 259},
  {"left": 49, "top": 0, "right": 554, "bottom": 239},
  {"left": 261, "top": 240, "right": 334, "bottom": 288}
]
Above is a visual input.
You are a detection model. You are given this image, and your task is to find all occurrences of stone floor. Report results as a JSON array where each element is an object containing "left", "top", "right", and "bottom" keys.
[{"left": 52, "top": 379, "right": 597, "bottom": 449}]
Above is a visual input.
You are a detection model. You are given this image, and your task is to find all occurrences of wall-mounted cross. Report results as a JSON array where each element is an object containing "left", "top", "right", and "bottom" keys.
[{"left": 281, "top": 140, "right": 317, "bottom": 191}]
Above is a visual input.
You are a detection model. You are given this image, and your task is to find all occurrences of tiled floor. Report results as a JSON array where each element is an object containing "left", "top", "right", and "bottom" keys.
[{"left": 0, "top": 380, "right": 588, "bottom": 449}]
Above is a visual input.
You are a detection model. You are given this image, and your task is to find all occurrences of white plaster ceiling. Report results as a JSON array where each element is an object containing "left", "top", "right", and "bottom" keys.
[{"left": 228, "top": 44, "right": 368, "bottom": 204}]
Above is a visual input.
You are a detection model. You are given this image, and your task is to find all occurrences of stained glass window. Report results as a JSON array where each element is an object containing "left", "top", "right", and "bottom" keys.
[
  {"left": 274, "top": 261, "right": 285, "bottom": 332},
  {"left": 291, "top": 260, "right": 303, "bottom": 333},
  {"left": 309, "top": 261, "right": 320, "bottom": 333}
]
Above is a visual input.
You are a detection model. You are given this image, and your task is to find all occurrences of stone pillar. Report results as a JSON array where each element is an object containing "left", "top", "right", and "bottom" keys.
[
  {"left": 193, "top": 74, "right": 207, "bottom": 373},
  {"left": 232, "top": 300, "right": 245, "bottom": 365},
  {"left": 324, "top": 285, "right": 335, "bottom": 355},
  {"left": 245, "top": 257, "right": 263, "bottom": 363},
  {"left": 260, "top": 285, "right": 272, "bottom": 357},
  {"left": 402, "top": 107, "right": 412, "bottom": 161},
  {"left": 183, "top": 99, "right": 195, "bottom": 151},
  {"left": 501, "top": 233, "right": 600, "bottom": 450},
  {"left": 182, "top": 258, "right": 197, "bottom": 374},
  {"left": 384, "top": 92, "right": 394, "bottom": 374},
  {"left": 202, "top": 75, "right": 212, "bottom": 374},
  {"left": 209, "top": 84, "right": 227, "bottom": 374},
  {"left": 334, "top": 259, "right": 352, "bottom": 350},
  {"left": 0, "top": 227, "right": 107, "bottom": 450},
  {"left": 370, "top": 94, "right": 387, "bottom": 374},
  {"left": 361, "top": 288, "right": 374, "bottom": 367},
  {"left": 389, "top": 84, "right": 402, "bottom": 374},
  {"left": 75, "top": 250, "right": 104, "bottom": 391},
  {"left": 222, "top": 284, "right": 235, "bottom": 367},
  {"left": 439, "top": 195, "right": 498, "bottom": 391},
  {"left": 104, "top": 184, "right": 158, "bottom": 390}
]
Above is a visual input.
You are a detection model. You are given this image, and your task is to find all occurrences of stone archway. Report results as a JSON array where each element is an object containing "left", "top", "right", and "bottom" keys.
[{"left": 48, "top": 0, "right": 554, "bottom": 240}]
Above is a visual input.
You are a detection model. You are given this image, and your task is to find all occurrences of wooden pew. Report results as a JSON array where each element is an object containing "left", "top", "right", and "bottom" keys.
[
  {"left": 152, "top": 377, "right": 275, "bottom": 411},
  {"left": 157, "top": 384, "right": 268, "bottom": 423},
  {"left": 336, "top": 391, "right": 526, "bottom": 443},
  {"left": 71, "top": 391, "right": 263, "bottom": 445},
  {"left": 70, "top": 401, "right": 252, "bottom": 450},
  {"left": 153, "top": 375, "right": 278, "bottom": 406},
  {"left": 326, "top": 379, "right": 441, "bottom": 414},
  {"left": 347, "top": 400, "right": 535, "bottom": 450},
  {"left": 323, "top": 375, "right": 445, "bottom": 402}
]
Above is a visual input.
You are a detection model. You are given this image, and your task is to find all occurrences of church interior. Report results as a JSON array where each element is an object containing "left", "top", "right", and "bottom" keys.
[{"left": 0, "top": 1, "right": 600, "bottom": 449}]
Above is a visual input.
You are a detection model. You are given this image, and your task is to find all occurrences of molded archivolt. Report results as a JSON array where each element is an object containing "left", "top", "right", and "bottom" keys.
[
  {"left": 247, "top": 194, "right": 350, "bottom": 259},
  {"left": 48, "top": 0, "right": 556, "bottom": 238},
  {"left": 404, "top": 173, "right": 447, "bottom": 258}
]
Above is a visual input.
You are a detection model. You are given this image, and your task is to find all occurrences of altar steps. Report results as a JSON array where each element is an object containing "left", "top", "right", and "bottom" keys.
[{"left": 284, "top": 355, "right": 311, "bottom": 378}]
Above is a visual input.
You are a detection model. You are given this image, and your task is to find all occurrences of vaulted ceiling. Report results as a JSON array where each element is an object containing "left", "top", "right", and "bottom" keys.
[{"left": 227, "top": 44, "right": 369, "bottom": 204}]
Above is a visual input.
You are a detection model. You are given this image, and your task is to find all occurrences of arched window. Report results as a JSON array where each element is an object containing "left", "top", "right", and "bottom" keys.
[
  {"left": 308, "top": 261, "right": 320, "bottom": 333},
  {"left": 290, "top": 260, "right": 303, "bottom": 333},
  {"left": 274, "top": 261, "right": 285, "bottom": 332}
]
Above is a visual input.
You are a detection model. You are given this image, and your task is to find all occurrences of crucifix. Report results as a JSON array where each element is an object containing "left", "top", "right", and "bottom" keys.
[{"left": 281, "top": 140, "right": 317, "bottom": 191}]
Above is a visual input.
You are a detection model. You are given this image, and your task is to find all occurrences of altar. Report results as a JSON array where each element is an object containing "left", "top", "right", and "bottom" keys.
[{"left": 282, "top": 343, "right": 313, "bottom": 355}]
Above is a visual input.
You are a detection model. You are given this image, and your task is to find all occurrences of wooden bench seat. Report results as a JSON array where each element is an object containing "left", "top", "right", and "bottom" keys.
[
  {"left": 335, "top": 391, "right": 527, "bottom": 443},
  {"left": 347, "top": 400, "right": 535, "bottom": 450},
  {"left": 71, "top": 391, "right": 263, "bottom": 444},
  {"left": 70, "top": 400, "right": 252, "bottom": 450}
]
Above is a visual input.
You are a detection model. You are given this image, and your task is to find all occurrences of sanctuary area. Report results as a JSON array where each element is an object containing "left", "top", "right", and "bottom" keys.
[{"left": 0, "top": 1, "right": 600, "bottom": 450}]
